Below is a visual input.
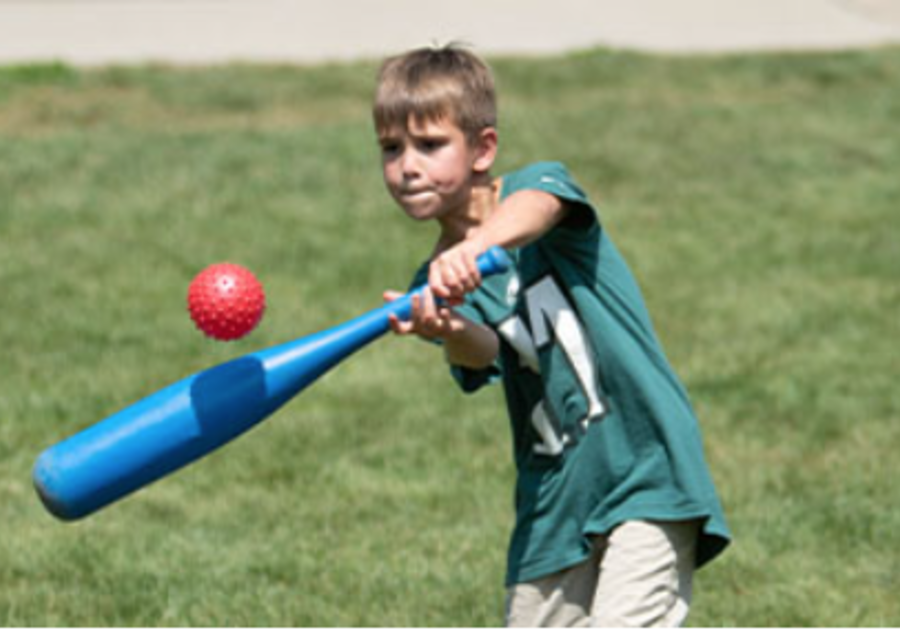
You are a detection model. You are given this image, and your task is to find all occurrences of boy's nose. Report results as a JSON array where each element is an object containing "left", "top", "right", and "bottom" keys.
[{"left": 400, "top": 149, "right": 421, "bottom": 178}]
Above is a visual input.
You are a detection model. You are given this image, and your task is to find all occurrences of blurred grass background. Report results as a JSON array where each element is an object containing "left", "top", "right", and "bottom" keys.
[{"left": 1, "top": 47, "right": 899, "bottom": 625}]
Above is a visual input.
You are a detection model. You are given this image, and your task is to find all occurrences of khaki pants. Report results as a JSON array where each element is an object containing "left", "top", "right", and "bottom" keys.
[{"left": 506, "top": 520, "right": 699, "bottom": 628}]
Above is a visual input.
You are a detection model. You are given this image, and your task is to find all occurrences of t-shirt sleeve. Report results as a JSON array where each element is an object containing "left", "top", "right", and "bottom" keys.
[{"left": 501, "top": 161, "right": 599, "bottom": 236}]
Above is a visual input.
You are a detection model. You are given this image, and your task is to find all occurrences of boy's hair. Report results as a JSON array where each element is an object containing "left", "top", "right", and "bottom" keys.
[{"left": 373, "top": 44, "right": 497, "bottom": 144}]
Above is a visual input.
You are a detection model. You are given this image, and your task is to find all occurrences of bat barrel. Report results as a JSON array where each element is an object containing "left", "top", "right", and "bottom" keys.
[{"left": 34, "top": 376, "right": 204, "bottom": 520}]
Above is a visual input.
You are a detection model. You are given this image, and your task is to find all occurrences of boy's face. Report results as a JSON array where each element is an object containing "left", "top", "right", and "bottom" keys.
[{"left": 378, "top": 116, "right": 495, "bottom": 222}]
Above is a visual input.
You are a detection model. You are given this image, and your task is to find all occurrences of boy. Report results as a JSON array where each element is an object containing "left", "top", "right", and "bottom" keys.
[{"left": 376, "top": 44, "right": 730, "bottom": 627}]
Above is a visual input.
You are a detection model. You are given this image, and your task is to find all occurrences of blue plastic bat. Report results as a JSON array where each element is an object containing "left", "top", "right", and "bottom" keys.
[{"left": 34, "top": 247, "right": 511, "bottom": 521}]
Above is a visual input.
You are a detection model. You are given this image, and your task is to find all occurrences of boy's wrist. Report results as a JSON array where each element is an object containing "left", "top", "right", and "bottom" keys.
[
  {"left": 429, "top": 309, "right": 468, "bottom": 341},
  {"left": 468, "top": 229, "right": 494, "bottom": 258}
]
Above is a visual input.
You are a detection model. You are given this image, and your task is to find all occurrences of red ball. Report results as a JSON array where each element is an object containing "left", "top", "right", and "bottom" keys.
[{"left": 187, "top": 263, "right": 266, "bottom": 341}]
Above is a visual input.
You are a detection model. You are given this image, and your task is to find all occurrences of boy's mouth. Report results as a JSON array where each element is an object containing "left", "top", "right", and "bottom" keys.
[
  {"left": 399, "top": 188, "right": 435, "bottom": 201},
  {"left": 400, "top": 186, "right": 430, "bottom": 195}
]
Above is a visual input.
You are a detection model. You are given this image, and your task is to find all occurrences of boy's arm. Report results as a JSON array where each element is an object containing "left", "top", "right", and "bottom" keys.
[
  {"left": 442, "top": 314, "right": 499, "bottom": 369},
  {"left": 385, "top": 188, "right": 578, "bottom": 368},
  {"left": 385, "top": 288, "right": 500, "bottom": 370},
  {"left": 430, "top": 189, "right": 574, "bottom": 304}
]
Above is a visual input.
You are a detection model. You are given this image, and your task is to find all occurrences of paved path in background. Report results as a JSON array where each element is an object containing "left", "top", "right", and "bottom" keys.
[{"left": 1, "top": 0, "right": 900, "bottom": 66}]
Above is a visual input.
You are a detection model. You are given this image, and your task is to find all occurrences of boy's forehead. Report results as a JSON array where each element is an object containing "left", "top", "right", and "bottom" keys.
[{"left": 378, "top": 114, "right": 461, "bottom": 138}]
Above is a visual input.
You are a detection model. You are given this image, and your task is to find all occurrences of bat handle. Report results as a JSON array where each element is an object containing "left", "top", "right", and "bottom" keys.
[
  {"left": 473, "top": 245, "right": 512, "bottom": 278},
  {"left": 390, "top": 246, "right": 511, "bottom": 321}
]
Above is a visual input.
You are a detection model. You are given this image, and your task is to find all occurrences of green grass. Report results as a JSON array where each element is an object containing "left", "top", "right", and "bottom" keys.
[{"left": 1, "top": 46, "right": 899, "bottom": 625}]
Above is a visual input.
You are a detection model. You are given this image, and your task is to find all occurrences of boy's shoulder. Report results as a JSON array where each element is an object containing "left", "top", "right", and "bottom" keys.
[
  {"left": 501, "top": 161, "right": 598, "bottom": 232},
  {"left": 500, "top": 161, "right": 572, "bottom": 194},
  {"left": 501, "top": 161, "right": 592, "bottom": 206}
]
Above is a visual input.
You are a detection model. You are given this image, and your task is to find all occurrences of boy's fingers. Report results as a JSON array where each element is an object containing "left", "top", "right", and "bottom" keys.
[
  {"left": 463, "top": 252, "right": 482, "bottom": 291},
  {"left": 429, "top": 262, "right": 452, "bottom": 299},
  {"left": 412, "top": 293, "right": 438, "bottom": 336},
  {"left": 421, "top": 290, "right": 444, "bottom": 335},
  {"left": 448, "top": 259, "right": 468, "bottom": 294},
  {"left": 438, "top": 306, "right": 457, "bottom": 323},
  {"left": 388, "top": 313, "right": 413, "bottom": 335},
  {"left": 433, "top": 255, "right": 468, "bottom": 298},
  {"left": 419, "top": 287, "right": 438, "bottom": 319},
  {"left": 445, "top": 251, "right": 481, "bottom": 296}
]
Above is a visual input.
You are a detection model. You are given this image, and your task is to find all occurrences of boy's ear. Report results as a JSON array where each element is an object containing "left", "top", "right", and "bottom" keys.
[{"left": 472, "top": 127, "right": 498, "bottom": 174}]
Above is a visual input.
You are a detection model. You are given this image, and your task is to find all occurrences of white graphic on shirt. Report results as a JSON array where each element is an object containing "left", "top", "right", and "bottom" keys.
[
  {"left": 497, "top": 276, "right": 606, "bottom": 456},
  {"left": 498, "top": 316, "right": 540, "bottom": 373},
  {"left": 506, "top": 274, "right": 521, "bottom": 306},
  {"left": 531, "top": 401, "right": 566, "bottom": 456},
  {"left": 526, "top": 277, "right": 606, "bottom": 426}
]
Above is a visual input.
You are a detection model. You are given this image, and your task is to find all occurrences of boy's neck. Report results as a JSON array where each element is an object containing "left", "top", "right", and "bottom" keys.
[{"left": 435, "top": 174, "right": 501, "bottom": 253}]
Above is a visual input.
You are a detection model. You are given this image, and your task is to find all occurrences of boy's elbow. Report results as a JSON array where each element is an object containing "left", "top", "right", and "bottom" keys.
[
  {"left": 448, "top": 352, "right": 496, "bottom": 372},
  {"left": 444, "top": 344, "right": 498, "bottom": 371}
]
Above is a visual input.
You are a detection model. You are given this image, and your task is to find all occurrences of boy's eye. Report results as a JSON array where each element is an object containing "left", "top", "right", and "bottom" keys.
[
  {"left": 379, "top": 141, "right": 401, "bottom": 155},
  {"left": 420, "top": 138, "right": 446, "bottom": 151}
]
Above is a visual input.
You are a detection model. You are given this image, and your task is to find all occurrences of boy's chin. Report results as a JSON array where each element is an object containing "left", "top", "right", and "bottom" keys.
[
  {"left": 406, "top": 210, "right": 439, "bottom": 222},
  {"left": 401, "top": 202, "right": 447, "bottom": 222}
]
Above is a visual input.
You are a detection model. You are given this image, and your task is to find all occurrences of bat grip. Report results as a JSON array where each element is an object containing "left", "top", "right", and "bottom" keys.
[
  {"left": 472, "top": 245, "right": 512, "bottom": 278},
  {"left": 389, "top": 246, "right": 511, "bottom": 322}
]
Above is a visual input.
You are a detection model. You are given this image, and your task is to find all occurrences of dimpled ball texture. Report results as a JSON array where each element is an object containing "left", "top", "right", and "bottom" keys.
[{"left": 187, "top": 263, "right": 266, "bottom": 341}]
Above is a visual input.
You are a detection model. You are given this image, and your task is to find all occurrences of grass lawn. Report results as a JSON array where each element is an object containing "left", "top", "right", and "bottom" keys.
[{"left": 1, "top": 46, "right": 899, "bottom": 625}]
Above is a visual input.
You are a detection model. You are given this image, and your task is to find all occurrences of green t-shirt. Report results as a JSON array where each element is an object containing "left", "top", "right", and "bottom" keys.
[{"left": 413, "top": 162, "right": 730, "bottom": 586}]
